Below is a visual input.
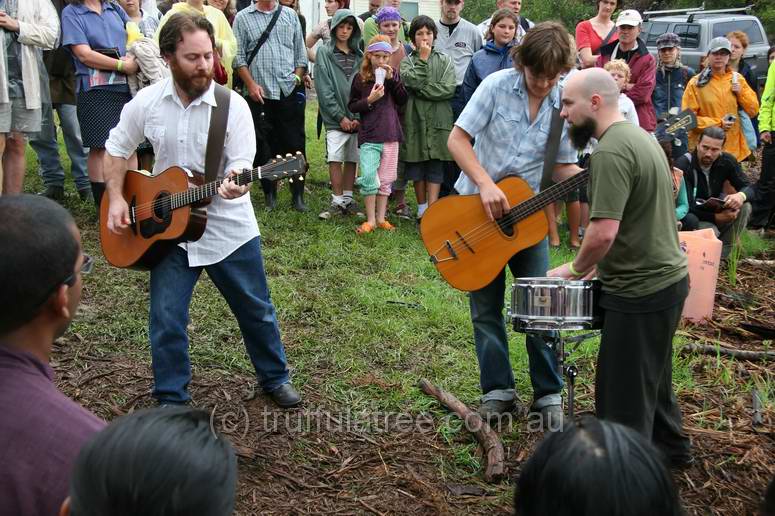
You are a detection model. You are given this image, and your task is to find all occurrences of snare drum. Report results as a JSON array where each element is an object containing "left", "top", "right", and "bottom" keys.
[{"left": 509, "top": 277, "right": 602, "bottom": 331}]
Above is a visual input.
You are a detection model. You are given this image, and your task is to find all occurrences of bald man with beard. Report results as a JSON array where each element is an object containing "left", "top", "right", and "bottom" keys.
[{"left": 549, "top": 68, "right": 693, "bottom": 470}]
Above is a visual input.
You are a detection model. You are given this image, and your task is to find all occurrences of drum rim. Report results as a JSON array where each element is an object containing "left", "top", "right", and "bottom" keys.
[{"left": 513, "top": 276, "right": 598, "bottom": 286}]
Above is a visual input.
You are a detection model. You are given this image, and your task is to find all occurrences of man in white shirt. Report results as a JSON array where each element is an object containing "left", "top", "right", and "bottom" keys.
[
  {"left": 104, "top": 12, "right": 301, "bottom": 408},
  {"left": 476, "top": 0, "right": 533, "bottom": 44}
]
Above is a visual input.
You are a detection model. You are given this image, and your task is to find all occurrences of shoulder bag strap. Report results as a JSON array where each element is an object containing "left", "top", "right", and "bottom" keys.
[
  {"left": 245, "top": 6, "right": 283, "bottom": 70},
  {"left": 599, "top": 25, "right": 617, "bottom": 48},
  {"left": 204, "top": 84, "right": 232, "bottom": 184},
  {"left": 540, "top": 106, "right": 565, "bottom": 191}
]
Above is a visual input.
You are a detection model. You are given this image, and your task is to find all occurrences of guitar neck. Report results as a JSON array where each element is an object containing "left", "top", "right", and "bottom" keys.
[
  {"left": 166, "top": 153, "right": 306, "bottom": 209},
  {"left": 510, "top": 169, "right": 590, "bottom": 221}
]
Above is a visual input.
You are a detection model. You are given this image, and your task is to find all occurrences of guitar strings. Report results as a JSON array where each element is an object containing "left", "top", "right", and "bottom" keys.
[
  {"left": 444, "top": 173, "right": 588, "bottom": 254},
  {"left": 430, "top": 172, "right": 589, "bottom": 259},
  {"left": 129, "top": 159, "right": 301, "bottom": 219},
  {"left": 129, "top": 153, "right": 303, "bottom": 217},
  {"left": 432, "top": 179, "right": 582, "bottom": 257}
]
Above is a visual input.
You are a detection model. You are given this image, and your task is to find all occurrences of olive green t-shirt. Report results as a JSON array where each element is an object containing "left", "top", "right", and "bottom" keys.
[{"left": 589, "top": 121, "right": 688, "bottom": 298}]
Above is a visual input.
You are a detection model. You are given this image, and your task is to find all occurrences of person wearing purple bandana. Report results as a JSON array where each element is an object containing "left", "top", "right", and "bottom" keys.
[
  {"left": 375, "top": 6, "right": 412, "bottom": 219},
  {"left": 348, "top": 35, "right": 408, "bottom": 233}
]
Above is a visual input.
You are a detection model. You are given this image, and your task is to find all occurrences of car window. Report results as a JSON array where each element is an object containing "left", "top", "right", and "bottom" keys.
[
  {"left": 673, "top": 23, "right": 701, "bottom": 49},
  {"left": 643, "top": 21, "right": 669, "bottom": 45},
  {"left": 712, "top": 20, "right": 764, "bottom": 44}
]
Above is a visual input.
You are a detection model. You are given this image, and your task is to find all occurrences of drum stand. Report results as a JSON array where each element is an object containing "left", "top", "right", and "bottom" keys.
[{"left": 542, "top": 331, "right": 601, "bottom": 419}]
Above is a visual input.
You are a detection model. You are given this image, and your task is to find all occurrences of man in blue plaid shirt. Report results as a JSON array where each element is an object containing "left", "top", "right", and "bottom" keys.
[
  {"left": 448, "top": 21, "right": 582, "bottom": 432},
  {"left": 233, "top": 0, "right": 308, "bottom": 211}
]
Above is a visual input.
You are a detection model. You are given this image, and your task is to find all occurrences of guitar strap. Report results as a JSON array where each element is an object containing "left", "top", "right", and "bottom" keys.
[
  {"left": 540, "top": 106, "right": 564, "bottom": 191},
  {"left": 205, "top": 84, "right": 232, "bottom": 184}
]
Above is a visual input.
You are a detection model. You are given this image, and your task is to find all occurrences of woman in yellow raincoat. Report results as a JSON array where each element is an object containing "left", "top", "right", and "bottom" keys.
[{"left": 682, "top": 36, "right": 759, "bottom": 161}]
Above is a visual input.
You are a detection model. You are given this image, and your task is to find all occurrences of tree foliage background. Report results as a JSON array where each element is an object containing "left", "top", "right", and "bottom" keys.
[{"left": 462, "top": 0, "right": 775, "bottom": 43}]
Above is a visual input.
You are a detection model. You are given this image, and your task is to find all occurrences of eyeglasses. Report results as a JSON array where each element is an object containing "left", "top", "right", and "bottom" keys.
[
  {"left": 63, "top": 254, "right": 94, "bottom": 287},
  {"left": 28, "top": 254, "right": 94, "bottom": 313}
]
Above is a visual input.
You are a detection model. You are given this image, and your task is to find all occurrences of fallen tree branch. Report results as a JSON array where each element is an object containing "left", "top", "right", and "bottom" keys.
[
  {"left": 680, "top": 343, "right": 775, "bottom": 361},
  {"left": 740, "top": 259, "right": 775, "bottom": 267},
  {"left": 418, "top": 379, "right": 505, "bottom": 482}
]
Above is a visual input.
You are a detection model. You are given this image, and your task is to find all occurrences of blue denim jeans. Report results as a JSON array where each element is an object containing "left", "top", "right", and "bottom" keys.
[
  {"left": 470, "top": 239, "right": 563, "bottom": 409},
  {"left": 149, "top": 237, "right": 290, "bottom": 404},
  {"left": 29, "top": 102, "right": 89, "bottom": 190}
]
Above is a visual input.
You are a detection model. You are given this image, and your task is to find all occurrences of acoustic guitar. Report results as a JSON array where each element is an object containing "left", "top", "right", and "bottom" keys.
[
  {"left": 100, "top": 153, "right": 306, "bottom": 270},
  {"left": 420, "top": 170, "right": 590, "bottom": 292}
]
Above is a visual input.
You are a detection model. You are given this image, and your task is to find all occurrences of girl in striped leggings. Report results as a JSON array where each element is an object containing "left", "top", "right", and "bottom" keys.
[{"left": 348, "top": 35, "right": 408, "bottom": 234}]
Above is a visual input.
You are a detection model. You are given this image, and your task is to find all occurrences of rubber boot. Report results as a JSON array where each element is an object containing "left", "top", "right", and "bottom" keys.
[
  {"left": 261, "top": 178, "right": 277, "bottom": 211},
  {"left": 290, "top": 175, "right": 307, "bottom": 212},
  {"left": 41, "top": 185, "right": 64, "bottom": 202}
]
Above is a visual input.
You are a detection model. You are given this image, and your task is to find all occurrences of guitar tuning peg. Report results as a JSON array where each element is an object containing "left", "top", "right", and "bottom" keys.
[
  {"left": 288, "top": 178, "right": 294, "bottom": 183},
  {"left": 299, "top": 176, "right": 305, "bottom": 181},
  {"left": 276, "top": 155, "right": 282, "bottom": 159},
  {"left": 285, "top": 153, "right": 292, "bottom": 158}
]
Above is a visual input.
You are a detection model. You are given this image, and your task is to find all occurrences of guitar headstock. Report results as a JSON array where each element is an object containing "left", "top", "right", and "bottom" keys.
[
  {"left": 663, "top": 109, "right": 698, "bottom": 136},
  {"left": 260, "top": 152, "right": 307, "bottom": 182}
]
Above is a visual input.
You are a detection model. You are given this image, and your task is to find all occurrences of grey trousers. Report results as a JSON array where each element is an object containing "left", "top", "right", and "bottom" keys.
[{"left": 698, "top": 202, "right": 752, "bottom": 258}]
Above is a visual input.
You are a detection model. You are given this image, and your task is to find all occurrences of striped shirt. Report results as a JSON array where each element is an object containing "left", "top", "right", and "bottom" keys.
[
  {"left": 333, "top": 47, "right": 356, "bottom": 81},
  {"left": 232, "top": 3, "right": 307, "bottom": 100}
]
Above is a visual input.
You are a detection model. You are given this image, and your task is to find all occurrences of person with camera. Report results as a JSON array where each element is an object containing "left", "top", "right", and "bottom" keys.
[
  {"left": 682, "top": 37, "right": 758, "bottom": 162},
  {"left": 674, "top": 126, "right": 754, "bottom": 258}
]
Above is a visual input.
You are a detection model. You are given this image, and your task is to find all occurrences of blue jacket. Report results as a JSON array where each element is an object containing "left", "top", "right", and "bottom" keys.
[
  {"left": 461, "top": 40, "right": 515, "bottom": 105},
  {"left": 653, "top": 64, "right": 694, "bottom": 120}
]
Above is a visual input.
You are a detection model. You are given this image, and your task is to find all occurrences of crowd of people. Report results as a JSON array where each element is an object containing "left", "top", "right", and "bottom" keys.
[{"left": 1, "top": 0, "right": 775, "bottom": 514}]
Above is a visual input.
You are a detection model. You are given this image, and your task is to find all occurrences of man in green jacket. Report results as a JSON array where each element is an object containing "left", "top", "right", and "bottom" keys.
[
  {"left": 314, "top": 9, "right": 364, "bottom": 219},
  {"left": 400, "top": 15, "right": 457, "bottom": 219}
]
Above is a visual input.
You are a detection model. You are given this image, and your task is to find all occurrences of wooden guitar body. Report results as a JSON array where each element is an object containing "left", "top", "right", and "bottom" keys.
[
  {"left": 419, "top": 176, "right": 549, "bottom": 292},
  {"left": 99, "top": 167, "right": 207, "bottom": 270}
]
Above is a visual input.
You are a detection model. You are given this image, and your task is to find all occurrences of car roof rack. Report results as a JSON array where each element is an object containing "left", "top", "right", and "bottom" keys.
[
  {"left": 643, "top": 4, "right": 755, "bottom": 22},
  {"left": 687, "top": 5, "right": 754, "bottom": 22},
  {"left": 644, "top": 5, "right": 704, "bottom": 21}
]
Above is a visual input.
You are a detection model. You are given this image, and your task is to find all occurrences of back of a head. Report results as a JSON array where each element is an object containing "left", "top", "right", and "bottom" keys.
[
  {"left": 0, "top": 195, "right": 78, "bottom": 336},
  {"left": 762, "top": 475, "right": 775, "bottom": 516},
  {"left": 514, "top": 416, "right": 683, "bottom": 516},
  {"left": 68, "top": 407, "right": 237, "bottom": 516}
]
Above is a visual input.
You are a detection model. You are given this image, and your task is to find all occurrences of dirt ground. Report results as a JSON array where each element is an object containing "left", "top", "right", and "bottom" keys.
[{"left": 53, "top": 245, "right": 775, "bottom": 515}]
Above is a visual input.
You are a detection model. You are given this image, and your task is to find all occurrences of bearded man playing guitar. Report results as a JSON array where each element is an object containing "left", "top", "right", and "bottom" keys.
[
  {"left": 104, "top": 13, "right": 301, "bottom": 408},
  {"left": 446, "top": 22, "right": 582, "bottom": 431}
]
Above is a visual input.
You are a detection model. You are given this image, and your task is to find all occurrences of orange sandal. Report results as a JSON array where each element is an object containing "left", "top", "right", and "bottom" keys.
[
  {"left": 377, "top": 221, "right": 395, "bottom": 231},
  {"left": 355, "top": 222, "right": 375, "bottom": 234}
]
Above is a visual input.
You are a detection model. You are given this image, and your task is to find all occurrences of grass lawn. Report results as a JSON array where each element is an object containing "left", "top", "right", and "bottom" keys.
[{"left": 20, "top": 100, "right": 775, "bottom": 514}]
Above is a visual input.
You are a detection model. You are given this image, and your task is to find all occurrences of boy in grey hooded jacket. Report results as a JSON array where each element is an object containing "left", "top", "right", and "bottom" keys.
[{"left": 314, "top": 9, "right": 364, "bottom": 219}]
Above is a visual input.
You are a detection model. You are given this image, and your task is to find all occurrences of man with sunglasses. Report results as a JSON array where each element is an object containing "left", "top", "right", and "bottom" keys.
[{"left": 0, "top": 194, "right": 105, "bottom": 516}]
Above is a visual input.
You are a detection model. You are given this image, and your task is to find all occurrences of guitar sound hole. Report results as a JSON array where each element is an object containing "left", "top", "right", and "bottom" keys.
[
  {"left": 497, "top": 217, "right": 515, "bottom": 237},
  {"left": 139, "top": 192, "right": 173, "bottom": 239},
  {"left": 153, "top": 192, "right": 172, "bottom": 220}
]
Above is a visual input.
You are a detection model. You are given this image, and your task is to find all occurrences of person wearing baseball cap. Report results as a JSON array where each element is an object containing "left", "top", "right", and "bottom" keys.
[
  {"left": 596, "top": 9, "right": 657, "bottom": 132},
  {"left": 653, "top": 32, "right": 695, "bottom": 157},
  {"left": 682, "top": 36, "right": 759, "bottom": 162}
]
